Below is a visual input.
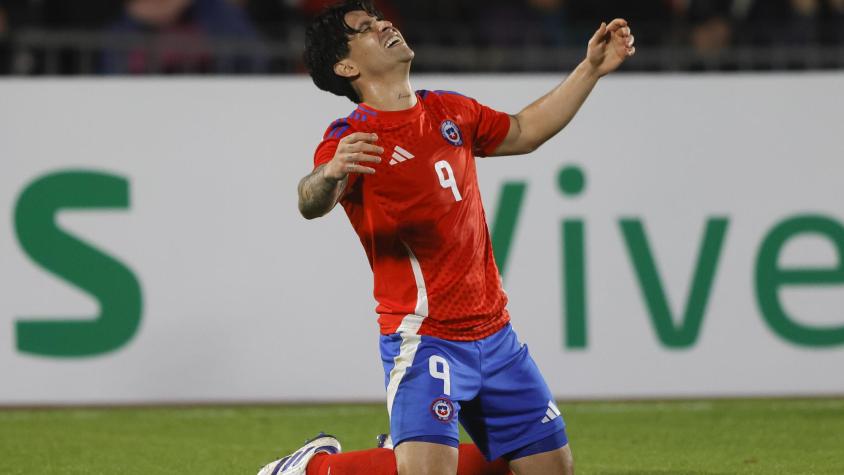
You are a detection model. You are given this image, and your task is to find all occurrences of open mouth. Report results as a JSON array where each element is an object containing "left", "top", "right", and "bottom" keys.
[{"left": 385, "top": 35, "right": 402, "bottom": 48}]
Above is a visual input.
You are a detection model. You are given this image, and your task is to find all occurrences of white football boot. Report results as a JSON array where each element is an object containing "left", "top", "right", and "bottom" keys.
[
  {"left": 375, "top": 433, "right": 393, "bottom": 449},
  {"left": 256, "top": 433, "right": 341, "bottom": 475}
]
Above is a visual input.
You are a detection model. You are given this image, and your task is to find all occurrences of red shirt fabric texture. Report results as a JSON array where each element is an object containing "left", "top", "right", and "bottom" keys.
[{"left": 313, "top": 90, "right": 511, "bottom": 341}]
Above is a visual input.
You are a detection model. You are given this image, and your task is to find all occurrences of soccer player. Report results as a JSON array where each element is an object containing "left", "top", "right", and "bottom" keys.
[{"left": 258, "top": 1, "right": 635, "bottom": 474}]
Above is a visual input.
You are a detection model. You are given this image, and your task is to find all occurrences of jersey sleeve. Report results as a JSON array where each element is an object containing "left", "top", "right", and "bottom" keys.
[
  {"left": 313, "top": 119, "right": 353, "bottom": 169},
  {"left": 434, "top": 91, "right": 511, "bottom": 157},
  {"left": 313, "top": 140, "right": 338, "bottom": 169},
  {"left": 471, "top": 98, "right": 511, "bottom": 157}
]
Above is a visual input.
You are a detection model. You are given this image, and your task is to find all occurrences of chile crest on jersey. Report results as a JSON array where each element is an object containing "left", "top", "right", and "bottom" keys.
[{"left": 440, "top": 120, "right": 463, "bottom": 146}]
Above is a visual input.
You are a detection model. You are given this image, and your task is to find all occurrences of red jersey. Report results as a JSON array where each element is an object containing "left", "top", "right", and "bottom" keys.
[{"left": 313, "top": 90, "right": 511, "bottom": 341}]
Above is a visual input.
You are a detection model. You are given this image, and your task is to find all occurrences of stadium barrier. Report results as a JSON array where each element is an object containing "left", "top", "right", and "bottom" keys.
[{"left": 6, "top": 28, "right": 844, "bottom": 74}]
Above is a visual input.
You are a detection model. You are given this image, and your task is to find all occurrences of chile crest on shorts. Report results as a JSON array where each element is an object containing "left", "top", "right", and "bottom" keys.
[
  {"left": 431, "top": 397, "right": 455, "bottom": 423},
  {"left": 440, "top": 120, "right": 463, "bottom": 146}
]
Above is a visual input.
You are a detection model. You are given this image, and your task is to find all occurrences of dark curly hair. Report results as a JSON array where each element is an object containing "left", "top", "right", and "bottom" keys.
[{"left": 304, "top": 0, "right": 384, "bottom": 104}]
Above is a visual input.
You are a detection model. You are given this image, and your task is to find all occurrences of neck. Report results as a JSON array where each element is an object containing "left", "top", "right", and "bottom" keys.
[{"left": 356, "top": 68, "right": 416, "bottom": 111}]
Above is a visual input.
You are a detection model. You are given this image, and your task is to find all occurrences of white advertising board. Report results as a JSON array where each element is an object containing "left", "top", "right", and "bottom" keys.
[{"left": 1, "top": 74, "right": 843, "bottom": 405}]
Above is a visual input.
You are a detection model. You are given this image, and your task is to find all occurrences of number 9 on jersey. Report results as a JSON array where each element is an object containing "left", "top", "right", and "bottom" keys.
[{"left": 434, "top": 160, "right": 463, "bottom": 202}]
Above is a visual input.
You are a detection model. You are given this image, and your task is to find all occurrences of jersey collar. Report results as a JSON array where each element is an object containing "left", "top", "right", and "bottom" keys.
[{"left": 357, "top": 94, "right": 424, "bottom": 125}]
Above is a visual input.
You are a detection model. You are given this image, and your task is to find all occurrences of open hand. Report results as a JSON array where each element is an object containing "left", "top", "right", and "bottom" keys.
[
  {"left": 324, "top": 133, "right": 383, "bottom": 181},
  {"left": 586, "top": 18, "right": 635, "bottom": 77}
]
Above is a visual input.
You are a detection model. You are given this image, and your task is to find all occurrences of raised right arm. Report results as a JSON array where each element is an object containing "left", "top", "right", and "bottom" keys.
[{"left": 298, "top": 132, "right": 383, "bottom": 220}]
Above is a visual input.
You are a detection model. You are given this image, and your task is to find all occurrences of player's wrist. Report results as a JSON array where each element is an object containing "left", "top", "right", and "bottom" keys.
[
  {"left": 322, "top": 162, "right": 344, "bottom": 184},
  {"left": 578, "top": 59, "right": 602, "bottom": 80}
]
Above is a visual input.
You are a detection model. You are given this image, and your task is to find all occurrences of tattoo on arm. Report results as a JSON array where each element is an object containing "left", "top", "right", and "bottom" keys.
[{"left": 297, "top": 164, "right": 347, "bottom": 219}]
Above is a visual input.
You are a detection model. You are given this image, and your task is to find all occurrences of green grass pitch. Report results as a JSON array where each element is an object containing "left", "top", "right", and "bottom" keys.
[{"left": 2, "top": 398, "right": 843, "bottom": 474}]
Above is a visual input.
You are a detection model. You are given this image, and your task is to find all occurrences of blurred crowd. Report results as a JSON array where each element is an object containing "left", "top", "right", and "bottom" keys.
[{"left": 0, "top": 0, "right": 843, "bottom": 74}]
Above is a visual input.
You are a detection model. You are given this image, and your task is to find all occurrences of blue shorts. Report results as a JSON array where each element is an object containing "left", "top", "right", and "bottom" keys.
[{"left": 380, "top": 323, "right": 567, "bottom": 461}]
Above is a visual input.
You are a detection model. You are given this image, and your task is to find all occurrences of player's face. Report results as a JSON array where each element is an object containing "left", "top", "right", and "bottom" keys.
[{"left": 342, "top": 10, "right": 414, "bottom": 75}]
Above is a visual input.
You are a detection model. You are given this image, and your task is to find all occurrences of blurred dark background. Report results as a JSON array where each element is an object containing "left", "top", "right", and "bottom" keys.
[{"left": 0, "top": 0, "right": 842, "bottom": 75}]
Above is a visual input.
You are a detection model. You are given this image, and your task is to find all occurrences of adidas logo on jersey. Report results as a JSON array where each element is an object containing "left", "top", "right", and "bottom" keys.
[
  {"left": 389, "top": 146, "right": 415, "bottom": 165},
  {"left": 541, "top": 400, "right": 562, "bottom": 423}
]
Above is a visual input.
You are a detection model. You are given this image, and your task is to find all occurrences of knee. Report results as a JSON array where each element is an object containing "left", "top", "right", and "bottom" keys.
[
  {"left": 397, "top": 459, "right": 457, "bottom": 475},
  {"left": 395, "top": 441, "right": 459, "bottom": 475},
  {"left": 508, "top": 444, "right": 574, "bottom": 475}
]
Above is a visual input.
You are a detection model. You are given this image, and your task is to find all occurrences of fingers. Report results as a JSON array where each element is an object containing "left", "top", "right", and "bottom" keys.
[
  {"left": 612, "top": 25, "right": 631, "bottom": 38},
  {"left": 327, "top": 152, "right": 380, "bottom": 178},
  {"left": 336, "top": 131, "right": 383, "bottom": 174},
  {"left": 346, "top": 153, "right": 382, "bottom": 164},
  {"left": 621, "top": 31, "right": 635, "bottom": 56},
  {"left": 606, "top": 18, "right": 628, "bottom": 33},
  {"left": 345, "top": 164, "right": 376, "bottom": 175},
  {"left": 339, "top": 133, "right": 384, "bottom": 157},
  {"left": 332, "top": 131, "right": 395, "bottom": 175},
  {"left": 340, "top": 132, "right": 379, "bottom": 144},
  {"left": 588, "top": 21, "right": 607, "bottom": 46},
  {"left": 607, "top": 19, "right": 635, "bottom": 56},
  {"left": 343, "top": 141, "right": 384, "bottom": 154}
]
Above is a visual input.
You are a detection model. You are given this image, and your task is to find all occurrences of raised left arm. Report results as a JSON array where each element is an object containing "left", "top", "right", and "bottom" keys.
[{"left": 491, "top": 19, "right": 635, "bottom": 156}]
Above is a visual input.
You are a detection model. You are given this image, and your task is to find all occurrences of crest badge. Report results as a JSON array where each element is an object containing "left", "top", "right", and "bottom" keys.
[
  {"left": 431, "top": 397, "right": 455, "bottom": 423},
  {"left": 440, "top": 120, "right": 463, "bottom": 146}
]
